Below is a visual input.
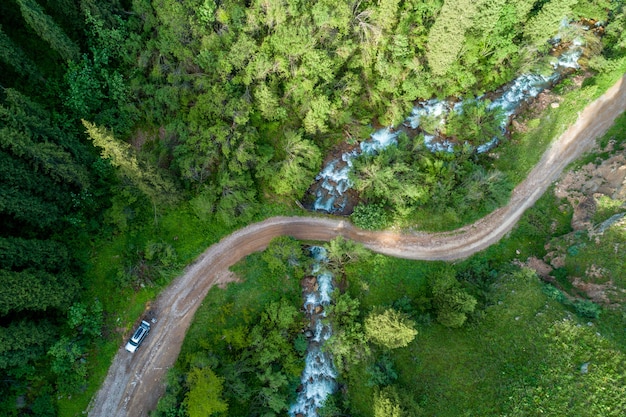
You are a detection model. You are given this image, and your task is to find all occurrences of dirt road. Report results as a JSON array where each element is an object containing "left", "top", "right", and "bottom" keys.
[{"left": 88, "top": 75, "right": 626, "bottom": 417}]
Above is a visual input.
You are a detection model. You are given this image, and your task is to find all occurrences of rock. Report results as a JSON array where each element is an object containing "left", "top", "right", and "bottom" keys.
[
  {"left": 314, "top": 305, "right": 324, "bottom": 315},
  {"left": 580, "top": 362, "right": 590, "bottom": 374},
  {"left": 304, "top": 330, "right": 314, "bottom": 338},
  {"left": 301, "top": 275, "right": 318, "bottom": 292},
  {"left": 571, "top": 196, "right": 596, "bottom": 231},
  {"left": 525, "top": 256, "right": 553, "bottom": 280},
  {"left": 551, "top": 102, "right": 560, "bottom": 108}
]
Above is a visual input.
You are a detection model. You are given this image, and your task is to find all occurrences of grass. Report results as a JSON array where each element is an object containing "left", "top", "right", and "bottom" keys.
[
  {"left": 334, "top": 100, "right": 626, "bottom": 415},
  {"left": 58, "top": 201, "right": 305, "bottom": 416},
  {"left": 405, "top": 58, "right": 626, "bottom": 233},
  {"left": 386, "top": 269, "right": 626, "bottom": 417},
  {"left": 344, "top": 254, "right": 437, "bottom": 310},
  {"left": 66, "top": 59, "right": 626, "bottom": 416}
]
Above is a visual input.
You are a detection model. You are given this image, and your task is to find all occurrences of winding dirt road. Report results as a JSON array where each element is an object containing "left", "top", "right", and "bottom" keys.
[{"left": 88, "top": 75, "right": 626, "bottom": 417}]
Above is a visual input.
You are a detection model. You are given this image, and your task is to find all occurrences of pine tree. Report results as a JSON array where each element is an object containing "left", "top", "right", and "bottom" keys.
[
  {"left": 0, "top": 269, "right": 78, "bottom": 315},
  {"left": 426, "top": 0, "right": 482, "bottom": 76},
  {"left": 524, "top": 0, "right": 578, "bottom": 47},
  {"left": 0, "top": 25, "right": 41, "bottom": 80},
  {"left": 82, "top": 120, "right": 179, "bottom": 205},
  {"left": 0, "top": 319, "right": 56, "bottom": 370},
  {"left": 16, "top": 0, "right": 80, "bottom": 62}
]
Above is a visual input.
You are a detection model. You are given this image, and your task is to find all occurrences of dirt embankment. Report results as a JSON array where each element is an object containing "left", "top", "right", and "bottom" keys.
[{"left": 88, "top": 75, "right": 626, "bottom": 417}]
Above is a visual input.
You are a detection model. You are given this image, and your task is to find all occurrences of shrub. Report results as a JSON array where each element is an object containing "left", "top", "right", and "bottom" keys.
[
  {"left": 351, "top": 203, "right": 389, "bottom": 230},
  {"left": 574, "top": 300, "right": 601, "bottom": 319}
]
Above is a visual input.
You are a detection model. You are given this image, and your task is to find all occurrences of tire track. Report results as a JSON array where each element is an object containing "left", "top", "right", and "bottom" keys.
[{"left": 88, "top": 74, "right": 626, "bottom": 417}]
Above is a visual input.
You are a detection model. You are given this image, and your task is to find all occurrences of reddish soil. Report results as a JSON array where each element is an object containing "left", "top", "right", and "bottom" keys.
[{"left": 88, "top": 75, "right": 626, "bottom": 417}]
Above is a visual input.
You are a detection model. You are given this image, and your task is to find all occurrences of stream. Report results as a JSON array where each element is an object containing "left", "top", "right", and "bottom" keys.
[
  {"left": 290, "top": 20, "right": 587, "bottom": 417},
  {"left": 309, "top": 26, "right": 585, "bottom": 214},
  {"left": 289, "top": 247, "right": 337, "bottom": 417}
]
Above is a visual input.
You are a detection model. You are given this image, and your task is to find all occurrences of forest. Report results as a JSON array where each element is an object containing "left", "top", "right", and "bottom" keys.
[{"left": 1, "top": 0, "right": 626, "bottom": 416}]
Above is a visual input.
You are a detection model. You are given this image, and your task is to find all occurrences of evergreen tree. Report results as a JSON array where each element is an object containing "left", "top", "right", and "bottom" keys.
[
  {"left": 83, "top": 120, "right": 179, "bottom": 206},
  {"left": 0, "top": 25, "right": 41, "bottom": 80},
  {"left": 524, "top": 0, "right": 578, "bottom": 47},
  {"left": 0, "top": 269, "right": 78, "bottom": 315},
  {"left": 16, "top": 0, "right": 80, "bottom": 62},
  {"left": 426, "top": 0, "right": 482, "bottom": 76},
  {"left": 0, "top": 319, "right": 57, "bottom": 370},
  {"left": 0, "top": 236, "right": 69, "bottom": 272}
]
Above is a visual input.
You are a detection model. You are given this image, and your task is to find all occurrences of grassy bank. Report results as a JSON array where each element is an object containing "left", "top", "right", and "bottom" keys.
[
  {"left": 406, "top": 59, "right": 626, "bottom": 232},
  {"left": 58, "top": 202, "right": 303, "bottom": 416},
  {"left": 70, "top": 64, "right": 626, "bottom": 417}
]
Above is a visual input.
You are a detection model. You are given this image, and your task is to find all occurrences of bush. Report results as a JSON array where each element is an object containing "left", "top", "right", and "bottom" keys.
[
  {"left": 574, "top": 300, "right": 601, "bottom": 319},
  {"left": 351, "top": 203, "right": 389, "bottom": 230}
]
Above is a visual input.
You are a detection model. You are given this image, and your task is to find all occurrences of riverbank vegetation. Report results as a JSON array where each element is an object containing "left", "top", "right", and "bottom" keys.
[{"left": 1, "top": 0, "right": 626, "bottom": 416}]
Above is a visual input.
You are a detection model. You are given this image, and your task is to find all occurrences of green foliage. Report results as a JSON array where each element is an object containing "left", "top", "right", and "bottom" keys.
[
  {"left": 261, "top": 236, "right": 305, "bottom": 275},
  {"left": 16, "top": 0, "right": 80, "bottom": 62},
  {"left": 1, "top": 89, "right": 90, "bottom": 189},
  {"left": 268, "top": 130, "right": 322, "bottom": 199},
  {"left": 0, "top": 269, "right": 78, "bottom": 315},
  {"left": 373, "top": 386, "right": 403, "bottom": 417},
  {"left": 0, "top": 0, "right": 622, "bottom": 414},
  {"left": 154, "top": 240, "right": 307, "bottom": 416},
  {"left": 364, "top": 308, "right": 417, "bottom": 349},
  {"left": 48, "top": 336, "right": 88, "bottom": 395},
  {"left": 325, "top": 291, "right": 369, "bottom": 372},
  {"left": 430, "top": 267, "right": 477, "bottom": 328},
  {"left": 0, "top": 24, "right": 41, "bottom": 80},
  {"left": 184, "top": 367, "right": 228, "bottom": 417},
  {"left": 351, "top": 202, "right": 389, "bottom": 230},
  {"left": 366, "top": 353, "right": 398, "bottom": 387},
  {"left": 574, "top": 299, "right": 601, "bottom": 319},
  {"left": 505, "top": 319, "right": 626, "bottom": 416},
  {"left": 325, "top": 237, "right": 370, "bottom": 271},
  {"left": 446, "top": 99, "right": 506, "bottom": 147},
  {"left": 145, "top": 241, "right": 178, "bottom": 267},
  {"left": 426, "top": 0, "right": 480, "bottom": 76},
  {"left": 0, "top": 236, "right": 69, "bottom": 272},
  {"left": 524, "top": 0, "right": 578, "bottom": 47},
  {"left": 83, "top": 120, "right": 180, "bottom": 206},
  {"left": 0, "top": 319, "right": 56, "bottom": 370},
  {"left": 67, "top": 300, "right": 104, "bottom": 338}
]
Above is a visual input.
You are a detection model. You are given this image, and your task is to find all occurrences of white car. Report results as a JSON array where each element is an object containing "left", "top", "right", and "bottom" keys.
[{"left": 125, "top": 320, "right": 151, "bottom": 353}]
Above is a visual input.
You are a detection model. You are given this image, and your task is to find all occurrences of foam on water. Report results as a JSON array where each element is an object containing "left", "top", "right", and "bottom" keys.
[
  {"left": 290, "top": 247, "right": 337, "bottom": 417},
  {"left": 361, "top": 127, "right": 399, "bottom": 154},
  {"left": 310, "top": 23, "right": 585, "bottom": 213}
]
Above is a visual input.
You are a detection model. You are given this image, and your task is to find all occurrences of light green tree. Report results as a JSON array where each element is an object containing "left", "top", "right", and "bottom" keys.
[
  {"left": 82, "top": 121, "right": 179, "bottom": 205},
  {"left": 271, "top": 130, "right": 321, "bottom": 198},
  {"left": 184, "top": 367, "right": 228, "bottom": 417},
  {"left": 365, "top": 308, "right": 417, "bottom": 349},
  {"left": 426, "top": 0, "right": 481, "bottom": 76},
  {"left": 524, "top": 0, "right": 578, "bottom": 47},
  {"left": 373, "top": 386, "right": 403, "bottom": 417}
]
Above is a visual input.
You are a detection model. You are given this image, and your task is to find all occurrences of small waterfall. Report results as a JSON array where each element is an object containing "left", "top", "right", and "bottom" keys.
[
  {"left": 289, "top": 247, "right": 337, "bottom": 417},
  {"left": 309, "top": 25, "right": 585, "bottom": 214}
]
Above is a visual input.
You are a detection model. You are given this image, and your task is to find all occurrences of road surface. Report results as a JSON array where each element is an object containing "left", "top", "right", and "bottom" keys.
[{"left": 88, "top": 74, "right": 626, "bottom": 417}]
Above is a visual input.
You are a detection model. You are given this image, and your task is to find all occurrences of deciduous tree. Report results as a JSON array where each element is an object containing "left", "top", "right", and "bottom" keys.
[
  {"left": 364, "top": 308, "right": 417, "bottom": 349},
  {"left": 184, "top": 367, "right": 228, "bottom": 417}
]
